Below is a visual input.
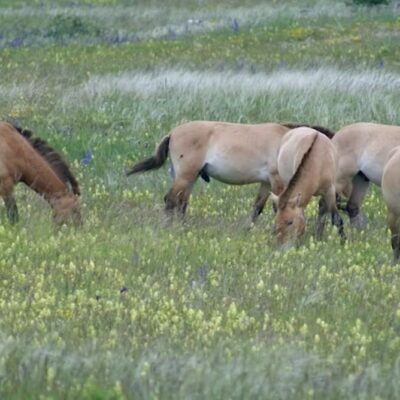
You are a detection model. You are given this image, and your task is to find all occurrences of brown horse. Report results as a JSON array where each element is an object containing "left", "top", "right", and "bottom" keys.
[
  {"left": 333, "top": 122, "right": 400, "bottom": 225},
  {"left": 270, "top": 127, "right": 345, "bottom": 247},
  {"left": 0, "top": 122, "right": 81, "bottom": 226},
  {"left": 126, "top": 121, "right": 334, "bottom": 221},
  {"left": 382, "top": 146, "right": 400, "bottom": 260}
]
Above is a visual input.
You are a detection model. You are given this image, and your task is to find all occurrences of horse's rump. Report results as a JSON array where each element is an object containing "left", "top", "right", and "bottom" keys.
[
  {"left": 278, "top": 129, "right": 319, "bottom": 208},
  {"left": 282, "top": 123, "right": 335, "bottom": 139}
]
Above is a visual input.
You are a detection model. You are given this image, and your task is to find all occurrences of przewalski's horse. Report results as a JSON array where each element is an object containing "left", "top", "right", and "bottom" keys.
[
  {"left": 333, "top": 122, "right": 400, "bottom": 225},
  {"left": 0, "top": 122, "right": 81, "bottom": 226},
  {"left": 270, "top": 127, "right": 346, "bottom": 247},
  {"left": 126, "top": 121, "right": 334, "bottom": 221},
  {"left": 382, "top": 146, "right": 400, "bottom": 260}
]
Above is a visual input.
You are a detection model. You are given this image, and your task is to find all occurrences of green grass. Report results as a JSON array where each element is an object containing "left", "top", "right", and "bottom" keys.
[{"left": 1, "top": 0, "right": 400, "bottom": 398}]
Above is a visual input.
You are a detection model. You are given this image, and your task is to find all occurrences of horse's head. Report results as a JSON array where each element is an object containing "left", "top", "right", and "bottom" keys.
[
  {"left": 52, "top": 193, "right": 82, "bottom": 228},
  {"left": 273, "top": 193, "right": 305, "bottom": 247}
]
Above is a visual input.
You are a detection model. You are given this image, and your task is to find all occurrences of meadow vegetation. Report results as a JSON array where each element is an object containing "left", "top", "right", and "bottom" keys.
[{"left": 1, "top": 0, "right": 400, "bottom": 398}]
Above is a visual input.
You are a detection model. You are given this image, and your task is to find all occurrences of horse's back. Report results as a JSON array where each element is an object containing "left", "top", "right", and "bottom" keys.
[
  {"left": 169, "top": 120, "right": 286, "bottom": 140},
  {"left": 334, "top": 122, "right": 400, "bottom": 150},
  {"left": 334, "top": 122, "right": 400, "bottom": 185},
  {"left": 0, "top": 122, "right": 25, "bottom": 176}
]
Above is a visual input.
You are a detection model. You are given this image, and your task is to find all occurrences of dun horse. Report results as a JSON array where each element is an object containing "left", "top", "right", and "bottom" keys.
[
  {"left": 333, "top": 122, "right": 400, "bottom": 225},
  {"left": 382, "top": 146, "right": 400, "bottom": 260},
  {"left": 270, "top": 127, "right": 346, "bottom": 247},
  {"left": 126, "top": 121, "right": 333, "bottom": 221},
  {"left": 0, "top": 122, "right": 81, "bottom": 226}
]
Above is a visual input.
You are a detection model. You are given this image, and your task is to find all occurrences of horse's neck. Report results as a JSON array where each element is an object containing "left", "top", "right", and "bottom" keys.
[
  {"left": 288, "top": 167, "right": 314, "bottom": 207},
  {"left": 19, "top": 152, "right": 67, "bottom": 202}
]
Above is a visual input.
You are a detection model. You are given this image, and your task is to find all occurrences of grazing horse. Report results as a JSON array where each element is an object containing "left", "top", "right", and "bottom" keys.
[
  {"left": 270, "top": 127, "right": 345, "bottom": 247},
  {"left": 126, "top": 121, "right": 334, "bottom": 221},
  {"left": 0, "top": 122, "right": 81, "bottom": 226},
  {"left": 382, "top": 146, "right": 400, "bottom": 260},
  {"left": 333, "top": 122, "right": 400, "bottom": 225}
]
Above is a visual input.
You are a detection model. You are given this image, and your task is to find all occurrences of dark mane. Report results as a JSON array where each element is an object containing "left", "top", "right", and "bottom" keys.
[
  {"left": 282, "top": 123, "right": 335, "bottom": 139},
  {"left": 13, "top": 125, "right": 80, "bottom": 195},
  {"left": 278, "top": 133, "right": 318, "bottom": 209}
]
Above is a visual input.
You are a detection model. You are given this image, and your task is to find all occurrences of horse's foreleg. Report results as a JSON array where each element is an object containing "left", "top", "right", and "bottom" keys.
[
  {"left": 316, "top": 197, "right": 328, "bottom": 240},
  {"left": 345, "top": 173, "right": 370, "bottom": 227},
  {"left": 270, "top": 172, "right": 284, "bottom": 195},
  {"left": 388, "top": 211, "right": 400, "bottom": 261},
  {"left": 5, "top": 197, "right": 19, "bottom": 224},
  {"left": 270, "top": 172, "right": 285, "bottom": 214},
  {"left": 251, "top": 182, "right": 270, "bottom": 223},
  {"left": 1, "top": 178, "right": 18, "bottom": 224}
]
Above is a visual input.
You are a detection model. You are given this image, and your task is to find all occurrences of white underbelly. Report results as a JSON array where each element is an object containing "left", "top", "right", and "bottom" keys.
[
  {"left": 359, "top": 155, "right": 384, "bottom": 186},
  {"left": 204, "top": 151, "right": 270, "bottom": 185}
]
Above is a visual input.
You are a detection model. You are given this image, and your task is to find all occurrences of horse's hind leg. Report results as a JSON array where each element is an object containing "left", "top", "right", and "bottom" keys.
[
  {"left": 331, "top": 209, "right": 346, "bottom": 244},
  {"left": 164, "top": 173, "right": 198, "bottom": 219},
  {"left": 345, "top": 173, "right": 370, "bottom": 227},
  {"left": 0, "top": 179, "right": 18, "bottom": 224},
  {"left": 388, "top": 210, "right": 400, "bottom": 261},
  {"left": 251, "top": 182, "right": 271, "bottom": 223}
]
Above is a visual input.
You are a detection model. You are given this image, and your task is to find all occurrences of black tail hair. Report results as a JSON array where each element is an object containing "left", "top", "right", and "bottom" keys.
[
  {"left": 282, "top": 123, "right": 335, "bottom": 139},
  {"left": 126, "top": 135, "right": 170, "bottom": 176}
]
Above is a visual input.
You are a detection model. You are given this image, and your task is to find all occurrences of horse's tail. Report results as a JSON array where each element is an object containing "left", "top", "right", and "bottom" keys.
[
  {"left": 126, "top": 135, "right": 170, "bottom": 176},
  {"left": 278, "top": 131, "right": 318, "bottom": 209},
  {"left": 282, "top": 123, "right": 335, "bottom": 139}
]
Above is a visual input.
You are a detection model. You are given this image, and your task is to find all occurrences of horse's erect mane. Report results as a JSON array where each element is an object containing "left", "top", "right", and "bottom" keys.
[
  {"left": 278, "top": 132, "right": 318, "bottom": 209},
  {"left": 282, "top": 123, "right": 335, "bottom": 139},
  {"left": 13, "top": 125, "right": 80, "bottom": 195}
]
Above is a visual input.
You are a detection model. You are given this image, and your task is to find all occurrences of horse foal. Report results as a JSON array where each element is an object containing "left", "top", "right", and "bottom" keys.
[{"left": 271, "top": 127, "right": 345, "bottom": 247}]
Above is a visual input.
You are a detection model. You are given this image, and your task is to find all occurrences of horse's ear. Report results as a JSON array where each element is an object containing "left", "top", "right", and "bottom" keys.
[{"left": 270, "top": 192, "right": 279, "bottom": 208}]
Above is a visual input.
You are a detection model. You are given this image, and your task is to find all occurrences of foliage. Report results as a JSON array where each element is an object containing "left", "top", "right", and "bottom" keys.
[
  {"left": 352, "top": 0, "right": 389, "bottom": 5},
  {"left": 45, "top": 15, "right": 102, "bottom": 40}
]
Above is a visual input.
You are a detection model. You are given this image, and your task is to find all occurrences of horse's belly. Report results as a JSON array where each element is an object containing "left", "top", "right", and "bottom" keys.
[
  {"left": 205, "top": 161, "right": 269, "bottom": 185},
  {"left": 359, "top": 156, "right": 384, "bottom": 186}
]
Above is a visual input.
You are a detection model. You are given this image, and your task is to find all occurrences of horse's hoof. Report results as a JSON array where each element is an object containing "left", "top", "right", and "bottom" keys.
[{"left": 350, "top": 212, "right": 367, "bottom": 229}]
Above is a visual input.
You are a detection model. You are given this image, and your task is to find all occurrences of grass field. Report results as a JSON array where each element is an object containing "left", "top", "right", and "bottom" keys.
[{"left": 1, "top": 0, "right": 400, "bottom": 398}]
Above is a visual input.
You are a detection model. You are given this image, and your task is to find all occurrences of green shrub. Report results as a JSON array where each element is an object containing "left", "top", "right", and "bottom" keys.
[
  {"left": 352, "top": 0, "right": 389, "bottom": 5},
  {"left": 45, "top": 15, "right": 101, "bottom": 40}
]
